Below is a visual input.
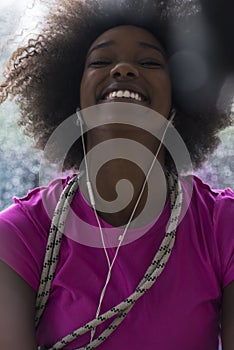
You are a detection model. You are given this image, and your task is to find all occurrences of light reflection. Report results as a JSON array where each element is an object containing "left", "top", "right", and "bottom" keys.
[{"left": 0, "top": 1, "right": 233, "bottom": 211}]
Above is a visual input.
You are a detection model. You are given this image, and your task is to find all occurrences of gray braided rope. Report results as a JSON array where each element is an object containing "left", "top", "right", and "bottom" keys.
[
  {"left": 35, "top": 175, "right": 80, "bottom": 326},
  {"left": 36, "top": 173, "right": 182, "bottom": 349}
]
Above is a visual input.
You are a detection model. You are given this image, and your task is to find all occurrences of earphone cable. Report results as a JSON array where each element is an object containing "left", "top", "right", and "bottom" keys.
[{"left": 82, "top": 110, "right": 175, "bottom": 341}]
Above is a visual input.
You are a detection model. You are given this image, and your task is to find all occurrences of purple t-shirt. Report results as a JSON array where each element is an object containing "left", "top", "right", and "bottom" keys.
[{"left": 0, "top": 175, "right": 233, "bottom": 350}]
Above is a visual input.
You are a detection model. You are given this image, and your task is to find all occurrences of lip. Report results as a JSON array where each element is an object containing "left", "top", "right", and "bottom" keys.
[
  {"left": 99, "top": 84, "right": 150, "bottom": 105},
  {"left": 99, "top": 98, "right": 150, "bottom": 108}
]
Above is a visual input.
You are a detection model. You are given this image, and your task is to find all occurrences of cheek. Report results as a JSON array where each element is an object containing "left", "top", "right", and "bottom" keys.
[
  {"left": 154, "top": 76, "right": 172, "bottom": 100},
  {"left": 160, "top": 72, "right": 171, "bottom": 94},
  {"left": 80, "top": 73, "right": 89, "bottom": 108},
  {"left": 80, "top": 71, "right": 99, "bottom": 109},
  {"left": 150, "top": 74, "right": 172, "bottom": 116},
  {"left": 164, "top": 79, "right": 172, "bottom": 103}
]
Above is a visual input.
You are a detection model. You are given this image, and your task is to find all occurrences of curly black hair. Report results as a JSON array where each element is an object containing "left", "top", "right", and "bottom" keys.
[{"left": 0, "top": 0, "right": 233, "bottom": 170}]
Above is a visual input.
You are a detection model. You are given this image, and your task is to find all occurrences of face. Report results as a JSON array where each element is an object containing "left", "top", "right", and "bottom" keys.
[{"left": 80, "top": 25, "right": 172, "bottom": 118}]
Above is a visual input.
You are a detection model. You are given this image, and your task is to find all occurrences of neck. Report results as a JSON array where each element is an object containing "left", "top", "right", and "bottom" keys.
[
  {"left": 79, "top": 150, "right": 168, "bottom": 228},
  {"left": 79, "top": 123, "right": 170, "bottom": 228}
]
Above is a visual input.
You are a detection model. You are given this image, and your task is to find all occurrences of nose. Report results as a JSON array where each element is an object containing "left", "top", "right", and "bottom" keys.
[{"left": 110, "top": 62, "right": 139, "bottom": 79}]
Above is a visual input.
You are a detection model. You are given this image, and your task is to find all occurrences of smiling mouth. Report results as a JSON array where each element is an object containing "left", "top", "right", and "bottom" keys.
[{"left": 100, "top": 89, "right": 149, "bottom": 104}]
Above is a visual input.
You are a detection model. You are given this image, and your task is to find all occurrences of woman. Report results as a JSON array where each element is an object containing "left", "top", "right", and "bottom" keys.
[{"left": 0, "top": 1, "right": 233, "bottom": 349}]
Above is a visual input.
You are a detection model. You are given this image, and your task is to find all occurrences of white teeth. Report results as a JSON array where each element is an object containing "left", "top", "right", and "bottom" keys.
[
  {"left": 116, "top": 91, "right": 123, "bottom": 98},
  {"left": 123, "top": 90, "right": 130, "bottom": 98},
  {"left": 106, "top": 90, "right": 143, "bottom": 101}
]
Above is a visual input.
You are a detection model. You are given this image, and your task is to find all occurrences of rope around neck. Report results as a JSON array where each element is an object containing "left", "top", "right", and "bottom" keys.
[{"left": 36, "top": 172, "right": 183, "bottom": 350}]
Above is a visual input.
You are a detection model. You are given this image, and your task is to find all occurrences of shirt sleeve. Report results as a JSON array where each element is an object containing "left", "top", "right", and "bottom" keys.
[
  {"left": 213, "top": 188, "right": 234, "bottom": 288},
  {"left": 0, "top": 196, "right": 50, "bottom": 291},
  {"left": 0, "top": 176, "right": 70, "bottom": 291}
]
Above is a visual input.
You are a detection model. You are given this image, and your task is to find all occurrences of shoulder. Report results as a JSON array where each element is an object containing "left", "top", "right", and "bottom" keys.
[
  {"left": 181, "top": 174, "right": 234, "bottom": 237},
  {"left": 1, "top": 175, "right": 74, "bottom": 220},
  {"left": 14, "top": 175, "right": 73, "bottom": 218},
  {"left": 181, "top": 174, "right": 234, "bottom": 214},
  {"left": 192, "top": 175, "right": 234, "bottom": 219}
]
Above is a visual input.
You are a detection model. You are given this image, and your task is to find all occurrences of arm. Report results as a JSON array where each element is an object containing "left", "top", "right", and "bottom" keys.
[
  {"left": 0, "top": 259, "right": 37, "bottom": 350},
  {"left": 221, "top": 280, "right": 234, "bottom": 350}
]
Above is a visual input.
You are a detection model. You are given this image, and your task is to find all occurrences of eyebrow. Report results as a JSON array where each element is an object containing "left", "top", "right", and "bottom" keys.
[
  {"left": 87, "top": 40, "right": 166, "bottom": 59},
  {"left": 137, "top": 41, "right": 166, "bottom": 58},
  {"left": 87, "top": 40, "right": 115, "bottom": 57}
]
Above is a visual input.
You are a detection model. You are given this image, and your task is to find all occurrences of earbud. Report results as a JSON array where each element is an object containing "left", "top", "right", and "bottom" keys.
[
  {"left": 76, "top": 107, "right": 84, "bottom": 126},
  {"left": 168, "top": 108, "right": 176, "bottom": 127}
]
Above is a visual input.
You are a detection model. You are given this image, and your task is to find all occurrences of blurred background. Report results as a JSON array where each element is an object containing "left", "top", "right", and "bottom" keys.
[{"left": 0, "top": 0, "right": 233, "bottom": 211}]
